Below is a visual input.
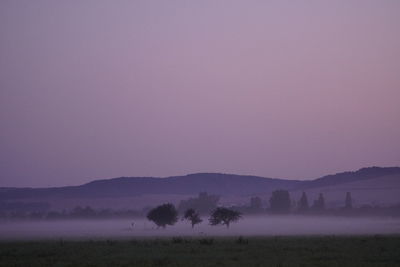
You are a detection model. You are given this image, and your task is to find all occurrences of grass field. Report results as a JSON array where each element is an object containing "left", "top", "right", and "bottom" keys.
[{"left": 0, "top": 235, "right": 399, "bottom": 267}]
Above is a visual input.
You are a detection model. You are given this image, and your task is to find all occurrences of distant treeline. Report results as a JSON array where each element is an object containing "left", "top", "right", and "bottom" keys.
[
  {"left": 0, "top": 205, "right": 146, "bottom": 221},
  {"left": 231, "top": 190, "right": 400, "bottom": 217},
  {"left": 176, "top": 191, "right": 400, "bottom": 218},
  {"left": 1, "top": 190, "right": 400, "bottom": 221}
]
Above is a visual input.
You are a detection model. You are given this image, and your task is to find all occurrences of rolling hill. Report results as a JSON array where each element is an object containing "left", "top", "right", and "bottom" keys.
[{"left": 0, "top": 167, "right": 399, "bottom": 209}]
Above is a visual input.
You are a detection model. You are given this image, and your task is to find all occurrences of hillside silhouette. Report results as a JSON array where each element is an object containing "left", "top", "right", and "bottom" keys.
[{"left": 1, "top": 167, "right": 399, "bottom": 201}]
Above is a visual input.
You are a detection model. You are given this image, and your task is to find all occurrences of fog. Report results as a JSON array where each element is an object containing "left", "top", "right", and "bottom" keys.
[{"left": 1, "top": 216, "right": 399, "bottom": 240}]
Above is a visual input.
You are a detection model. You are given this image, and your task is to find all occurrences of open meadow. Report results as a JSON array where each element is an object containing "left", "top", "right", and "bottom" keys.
[
  {"left": 1, "top": 235, "right": 399, "bottom": 267},
  {"left": 1, "top": 216, "right": 399, "bottom": 239},
  {"left": 1, "top": 216, "right": 399, "bottom": 266}
]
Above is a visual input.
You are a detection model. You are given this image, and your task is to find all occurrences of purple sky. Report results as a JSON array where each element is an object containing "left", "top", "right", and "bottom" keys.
[{"left": 1, "top": 1, "right": 399, "bottom": 187}]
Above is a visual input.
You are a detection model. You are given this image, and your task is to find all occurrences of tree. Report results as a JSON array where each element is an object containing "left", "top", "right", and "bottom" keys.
[
  {"left": 269, "top": 190, "right": 291, "bottom": 213},
  {"left": 183, "top": 208, "right": 202, "bottom": 228},
  {"left": 312, "top": 193, "right": 325, "bottom": 212},
  {"left": 146, "top": 203, "right": 178, "bottom": 228},
  {"left": 209, "top": 207, "right": 241, "bottom": 228},
  {"left": 250, "top": 196, "right": 262, "bottom": 211},
  {"left": 178, "top": 192, "right": 220, "bottom": 215},
  {"left": 345, "top": 192, "right": 353, "bottom": 209},
  {"left": 298, "top": 192, "right": 309, "bottom": 212}
]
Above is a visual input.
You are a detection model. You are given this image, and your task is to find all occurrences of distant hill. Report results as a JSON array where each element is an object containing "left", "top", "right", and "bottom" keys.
[
  {"left": 0, "top": 173, "right": 300, "bottom": 200},
  {"left": 300, "top": 167, "right": 400, "bottom": 189},
  {"left": 290, "top": 173, "right": 400, "bottom": 207},
  {"left": 0, "top": 167, "right": 399, "bottom": 205}
]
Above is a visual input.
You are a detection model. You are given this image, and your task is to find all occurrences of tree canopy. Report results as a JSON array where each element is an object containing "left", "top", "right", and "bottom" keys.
[
  {"left": 183, "top": 208, "right": 202, "bottom": 228},
  {"left": 146, "top": 203, "right": 178, "bottom": 228},
  {"left": 345, "top": 192, "right": 353, "bottom": 209},
  {"left": 209, "top": 207, "right": 241, "bottom": 228},
  {"left": 298, "top": 192, "right": 309, "bottom": 212},
  {"left": 312, "top": 193, "right": 326, "bottom": 212},
  {"left": 269, "top": 190, "right": 291, "bottom": 213},
  {"left": 178, "top": 192, "right": 220, "bottom": 214}
]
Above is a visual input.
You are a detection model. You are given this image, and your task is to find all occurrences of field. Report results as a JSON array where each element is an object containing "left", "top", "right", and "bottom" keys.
[
  {"left": 1, "top": 216, "right": 399, "bottom": 239},
  {"left": 1, "top": 235, "right": 399, "bottom": 267}
]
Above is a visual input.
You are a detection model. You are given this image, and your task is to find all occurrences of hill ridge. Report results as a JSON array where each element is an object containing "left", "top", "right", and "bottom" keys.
[{"left": 0, "top": 167, "right": 399, "bottom": 200}]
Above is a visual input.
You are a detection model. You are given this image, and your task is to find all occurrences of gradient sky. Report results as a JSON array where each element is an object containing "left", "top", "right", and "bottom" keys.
[{"left": 1, "top": 1, "right": 399, "bottom": 187}]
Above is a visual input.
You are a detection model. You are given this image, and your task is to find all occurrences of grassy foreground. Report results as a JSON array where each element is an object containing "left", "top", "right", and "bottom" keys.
[{"left": 0, "top": 236, "right": 399, "bottom": 267}]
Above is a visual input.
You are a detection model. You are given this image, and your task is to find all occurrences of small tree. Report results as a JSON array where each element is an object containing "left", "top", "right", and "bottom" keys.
[
  {"left": 312, "top": 193, "right": 325, "bottom": 212},
  {"left": 345, "top": 192, "right": 353, "bottom": 209},
  {"left": 298, "top": 192, "right": 309, "bottom": 212},
  {"left": 269, "top": 190, "right": 291, "bottom": 213},
  {"left": 183, "top": 208, "right": 202, "bottom": 228},
  {"left": 147, "top": 203, "right": 178, "bottom": 228},
  {"left": 209, "top": 207, "right": 241, "bottom": 228},
  {"left": 250, "top": 196, "right": 262, "bottom": 211}
]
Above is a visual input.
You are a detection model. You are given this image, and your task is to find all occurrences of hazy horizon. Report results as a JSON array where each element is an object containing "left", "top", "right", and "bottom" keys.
[{"left": 1, "top": 1, "right": 400, "bottom": 187}]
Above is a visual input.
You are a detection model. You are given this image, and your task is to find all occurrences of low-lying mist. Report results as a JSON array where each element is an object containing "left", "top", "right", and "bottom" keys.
[{"left": 1, "top": 216, "right": 399, "bottom": 240}]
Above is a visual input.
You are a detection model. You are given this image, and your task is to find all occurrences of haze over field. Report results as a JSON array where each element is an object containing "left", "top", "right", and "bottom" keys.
[{"left": 1, "top": 217, "right": 399, "bottom": 240}]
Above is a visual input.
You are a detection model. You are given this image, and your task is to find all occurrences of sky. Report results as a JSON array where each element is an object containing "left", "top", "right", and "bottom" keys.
[{"left": 1, "top": 1, "right": 399, "bottom": 187}]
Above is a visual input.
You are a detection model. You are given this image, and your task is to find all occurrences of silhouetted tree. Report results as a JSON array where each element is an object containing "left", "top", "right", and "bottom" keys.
[
  {"left": 209, "top": 207, "right": 241, "bottom": 228},
  {"left": 298, "top": 192, "right": 309, "bottom": 212},
  {"left": 269, "top": 190, "right": 291, "bottom": 213},
  {"left": 345, "top": 192, "right": 353, "bottom": 209},
  {"left": 182, "top": 208, "right": 202, "bottom": 228},
  {"left": 250, "top": 197, "right": 262, "bottom": 211},
  {"left": 147, "top": 203, "right": 178, "bottom": 228},
  {"left": 312, "top": 193, "right": 325, "bottom": 211},
  {"left": 178, "top": 192, "right": 220, "bottom": 214}
]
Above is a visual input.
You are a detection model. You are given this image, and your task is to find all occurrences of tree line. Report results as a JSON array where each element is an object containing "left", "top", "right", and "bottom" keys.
[
  {"left": 0, "top": 205, "right": 144, "bottom": 221},
  {"left": 147, "top": 203, "right": 241, "bottom": 229},
  {"left": 266, "top": 190, "right": 353, "bottom": 214},
  {"left": 1, "top": 190, "right": 399, "bottom": 221}
]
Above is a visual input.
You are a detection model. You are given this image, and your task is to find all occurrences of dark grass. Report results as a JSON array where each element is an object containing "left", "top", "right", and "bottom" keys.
[{"left": 0, "top": 235, "right": 399, "bottom": 267}]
